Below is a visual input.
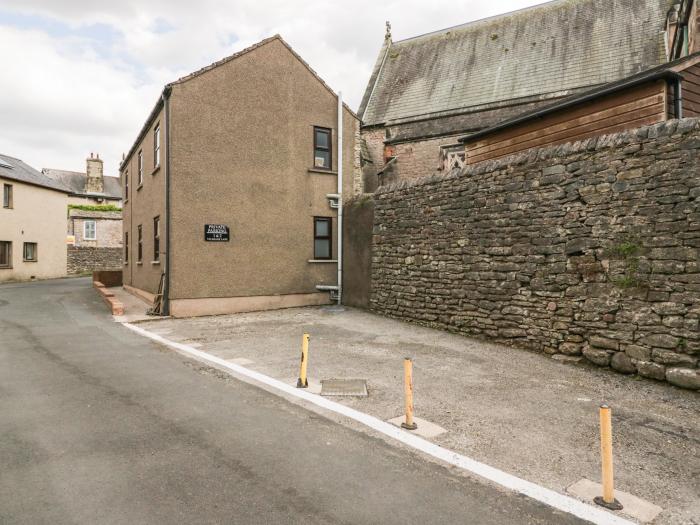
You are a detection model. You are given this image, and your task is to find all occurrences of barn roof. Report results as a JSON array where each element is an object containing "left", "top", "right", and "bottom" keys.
[{"left": 360, "top": 0, "right": 676, "bottom": 127}]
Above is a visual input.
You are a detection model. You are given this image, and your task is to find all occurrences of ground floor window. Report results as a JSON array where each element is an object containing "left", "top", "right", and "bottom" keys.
[
  {"left": 124, "top": 232, "right": 129, "bottom": 263},
  {"left": 23, "top": 242, "right": 37, "bottom": 262},
  {"left": 137, "top": 225, "right": 143, "bottom": 262},
  {"left": 314, "top": 217, "right": 332, "bottom": 260},
  {"left": 0, "top": 241, "right": 11, "bottom": 268},
  {"left": 84, "top": 220, "right": 96, "bottom": 240},
  {"left": 153, "top": 216, "right": 160, "bottom": 262}
]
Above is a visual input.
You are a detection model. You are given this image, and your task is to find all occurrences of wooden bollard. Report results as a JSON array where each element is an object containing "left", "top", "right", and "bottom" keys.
[
  {"left": 594, "top": 405, "right": 623, "bottom": 510},
  {"left": 296, "top": 333, "right": 309, "bottom": 388},
  {"left": 401, "top": 357, "right": 418, "bottom": 430}
]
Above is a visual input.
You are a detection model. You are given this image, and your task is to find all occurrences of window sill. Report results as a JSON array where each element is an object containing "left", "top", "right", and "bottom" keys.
[
  {"left": 23, "top": 260, "right": 37, "bottom": 263},
  {"left": 308, "top": 259, "right": 338, "bottom": 263},
  {"left": 136, "top": 261, "right": 143, "bottom": 266},
  {"left": 137, "top": 184, "right": 143, "bottom": 191},
  {"left": 124, "top": 262, "right": 128, "bottom": 266},
  {"left": 308, "top": 168, "right": 337, "bottom": 175},
  {"left": 151, "top": 260, "right": 160, "bottom": 265},
  {"left": 151, "top": 165, "right": 161, "bottom": 175},
  {"left": 0, "top": 266, "right": 12, "bottom": 270},
  {"left": 124, "top": 199, "right": 129, "bottom": 204},
  {"left": 3, "top": 206, "right": 12, "bottom": 209}
]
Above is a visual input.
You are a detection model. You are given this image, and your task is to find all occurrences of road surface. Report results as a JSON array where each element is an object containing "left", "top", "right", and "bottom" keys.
[{"left": 0, "top": 278, "right": 584, "bottom": 524}]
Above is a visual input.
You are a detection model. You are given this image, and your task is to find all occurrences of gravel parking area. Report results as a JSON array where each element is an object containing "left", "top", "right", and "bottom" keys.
[{"left": 138, "top": 306, "right": 699, "bottom": 524}]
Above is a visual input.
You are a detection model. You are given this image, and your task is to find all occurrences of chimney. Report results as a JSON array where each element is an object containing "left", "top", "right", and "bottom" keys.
[{"left": 85, "top": 153, "right": 104, "bottom": 194}]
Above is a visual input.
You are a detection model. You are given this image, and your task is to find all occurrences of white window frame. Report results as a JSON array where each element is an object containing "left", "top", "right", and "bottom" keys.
[
  {"left": 137, "top": 150, "right": 144, "bottom": 185},
  {"left": 84, "top": 220, "right": 97, "bottom": 241},
  {"left": 154, "top": 125, "right": 161, "bottom": 168}
]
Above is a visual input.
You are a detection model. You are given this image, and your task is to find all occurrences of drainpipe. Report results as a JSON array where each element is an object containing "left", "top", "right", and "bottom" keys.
[
  {"left": 162, "top": 87, "right": 171, "bottom": 316},
  {"left": 674, "top": 76, "right": 683, "bottom": 119},
  {"left": 337, "top": 92, "right": 343, "bottom": 305}
]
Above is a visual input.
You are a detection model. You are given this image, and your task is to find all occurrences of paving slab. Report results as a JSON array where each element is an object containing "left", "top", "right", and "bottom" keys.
[
  {"left": 567, "top": 479, "right": 663, "bottom": 523},
  {"left": 387, "top": 416, "right": 448, "bottom": 438}
]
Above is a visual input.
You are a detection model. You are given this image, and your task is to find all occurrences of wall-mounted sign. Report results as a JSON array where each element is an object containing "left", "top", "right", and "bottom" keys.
[{"left": 205, "top": 224, "right": 230, "bottom": 242}]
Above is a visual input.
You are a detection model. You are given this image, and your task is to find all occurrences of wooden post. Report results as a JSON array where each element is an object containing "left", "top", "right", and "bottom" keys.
[
  {"left": 296, "top": 333, "right": 309, "bottom": 388},
  {"left": 401, "top": 357, "right": 417, "bottom": 430},
  {"left": 594, "top": 405, "right": 623, "bottom": 510}
]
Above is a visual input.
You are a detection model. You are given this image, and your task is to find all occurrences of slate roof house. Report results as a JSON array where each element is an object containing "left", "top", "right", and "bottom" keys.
[
  {"left": 44, "top": 155, "right": 123, "bottom": 274},
  {"left": 121, "top": 35, "right": 359, "bottom": 317},
  {"left": 0, "top": 154, "right": 70, "bottom": 282},
  {"left": 359, "top": 0, "right": 697, "bottom": 189}
]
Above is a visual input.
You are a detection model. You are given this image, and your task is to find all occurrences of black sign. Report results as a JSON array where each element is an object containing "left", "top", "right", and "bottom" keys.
[{"left": 205, "top": 224, "right": 230, "bottom": 242}]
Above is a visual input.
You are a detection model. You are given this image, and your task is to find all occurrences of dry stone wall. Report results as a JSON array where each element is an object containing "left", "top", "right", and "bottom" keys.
[
  {"left": 68, "top": 246, "right": 122, "bottom": 275},
  {"left": 370, "top": 119, "right": 700, "bottom": 390}
]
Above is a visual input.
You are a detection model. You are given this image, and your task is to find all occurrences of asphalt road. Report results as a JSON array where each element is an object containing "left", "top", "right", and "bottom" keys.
[{"left": 0, "top": 278, "right": 585, "bottom": 524}]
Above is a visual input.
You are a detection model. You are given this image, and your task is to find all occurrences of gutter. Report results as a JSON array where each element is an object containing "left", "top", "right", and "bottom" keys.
[{"left": 459, "top": 70, "right": 684, "bottom": 144}]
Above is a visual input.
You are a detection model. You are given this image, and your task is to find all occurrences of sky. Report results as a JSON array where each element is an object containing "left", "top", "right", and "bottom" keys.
[{"left": 0, "top": 0, "right": 551, "bottom": 175}]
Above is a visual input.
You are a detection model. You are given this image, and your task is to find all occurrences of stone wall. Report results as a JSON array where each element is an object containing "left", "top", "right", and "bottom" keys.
[
  {"left": 68, "top": 246, "right": 122, "bottom": 275},
  {"left": 370, "top": 119, "right": 700, "bottom": 390}
]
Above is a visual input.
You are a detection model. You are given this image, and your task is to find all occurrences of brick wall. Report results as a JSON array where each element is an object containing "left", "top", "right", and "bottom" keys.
[
  {"left": 68, "top": 246, "right": 122, "bottom": 275},
  {"left": 361, "top": 127, "right": 464, "bottom": 188},
  {"left": 370, "top": 119, "right": 700, "bottom": 390}
]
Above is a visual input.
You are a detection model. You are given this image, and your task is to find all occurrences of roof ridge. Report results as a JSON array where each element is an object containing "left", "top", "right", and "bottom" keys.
[{"left": 392, "top": 0, "right": 565, "bottom": 45}]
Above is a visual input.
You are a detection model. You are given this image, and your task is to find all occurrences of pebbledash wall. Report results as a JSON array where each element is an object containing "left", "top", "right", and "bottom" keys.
[{"left": 368, "top": 118, "right": 700, "bottom": 390}]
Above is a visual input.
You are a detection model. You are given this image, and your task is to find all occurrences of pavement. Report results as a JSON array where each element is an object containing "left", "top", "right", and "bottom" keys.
[
  {"left": 137, "top": 305, "right": 700, "bottom": 524},
  {"left": 0, "top": 278, "right": 587, "bottom": 525}
]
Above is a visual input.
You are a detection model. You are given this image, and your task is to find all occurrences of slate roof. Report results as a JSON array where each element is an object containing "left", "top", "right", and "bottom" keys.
[
  {"left": 0, "top": 154, "right": 70, "bottom": 193},
  {"left": 360, "top": 0, "right": 676, "bottom": 127},
  {"left": 42, "top": 168, "right": 122, "bottom": 200}
]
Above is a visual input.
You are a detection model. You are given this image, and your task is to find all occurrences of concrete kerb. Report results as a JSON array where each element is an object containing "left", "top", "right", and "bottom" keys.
[{"left": 122, "top": 321, "right": 636, "bottom": 525}]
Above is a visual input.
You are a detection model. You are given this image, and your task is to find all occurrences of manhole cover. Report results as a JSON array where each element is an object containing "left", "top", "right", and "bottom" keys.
[{"left": 320, "top": 379, "right": 368, "bottom": 397}]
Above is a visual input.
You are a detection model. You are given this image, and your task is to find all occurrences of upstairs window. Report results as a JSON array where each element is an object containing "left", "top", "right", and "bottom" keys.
[
  {"left": 313, "top": 127, "right": 332, "bottom": 169},
  {"left": 0, "top": 241, "right": 11, "bottom": 268},
  {"left": 154, "top": 125, "right": 161, "bottom": 169},
  {"left": 153, "top": 216, "right": 160, "bottom": 262},
  {"left": 84, "top": 220, "right": 96, "bottom": 241},
  {"left": 124, "top": 170, "right": 129, "bottom": 200},
  {"left": 137, "top": 150, "right": 143, "bottom": 185},
  {"left": 313, "top": 217, "right": 332, "bottom": 260},
  {"left": 23, "top": 242, "right": 37, "bottom": 262},
  {"left": 3, "top": 183, "right": 12, "bottom": 208}
]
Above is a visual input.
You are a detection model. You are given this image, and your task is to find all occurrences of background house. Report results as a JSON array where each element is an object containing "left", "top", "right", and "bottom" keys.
[
  {"left": 359, "top": 0, "right": 697, "bottom": 189},
  {"left": 121, "top": 35, "right": 360, "bottom": 317},
  {"left": 0, "top": 153, "right": 70, "bottom": 282},
  {"left": 44, "top": 154, "right": 123, "bottom": 274}
]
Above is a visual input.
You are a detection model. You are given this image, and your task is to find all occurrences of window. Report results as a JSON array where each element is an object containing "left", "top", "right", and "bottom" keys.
[
  {"left": 137, "top": 150, "right": 143, "bottom": 185},
  {"left": 23, "top": 242, "right": 37, "bottom": 262},
  {"left": 84, "top": 220, "right": 96, "bottom": 240},
  {"left": 313, "top": 217, "right": 332, "bottom": 260},
  {"left": 124, "top": 170, "right": 129, "bottom": 200},
  {"left": 154, "top": 125, "right": 161, "bottom": 168},
  {"left": 313, "top": 127, "right": 332, "bottom": 169},
  {"left": 137, "top": 225, "right": 143, "bottom": 262},
  {"left": 3, "top": 183, "right": 12, "bottom": 208},
  {"left": 0, "top": 241, "right": 11, "bottom": 268},
  {"left": 439, "top": 144, "right": 466, "bottom": 172},
  {"left": 125, "top": 232, "right": 129, "bottom": 263},
  {"left": 153, "top": 216, "right": 160, "bottom": 262}
]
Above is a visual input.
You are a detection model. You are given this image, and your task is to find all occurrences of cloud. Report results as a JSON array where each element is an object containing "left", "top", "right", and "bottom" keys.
[{"left": 0, "top": 0, "right": 549, "bottom": 173}]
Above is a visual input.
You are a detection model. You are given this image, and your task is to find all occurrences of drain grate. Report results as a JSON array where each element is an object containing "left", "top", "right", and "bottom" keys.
[{"left": 320, "top": 379, "right": 368, "bottom": 397}]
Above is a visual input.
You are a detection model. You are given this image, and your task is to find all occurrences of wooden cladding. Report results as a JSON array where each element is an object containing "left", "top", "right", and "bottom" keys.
[
  {"left": 465, "top": 80, "right": 667, "bottom": 165},
  {"left": 680, "top": 63, "right": 700, "bottom": 117}
]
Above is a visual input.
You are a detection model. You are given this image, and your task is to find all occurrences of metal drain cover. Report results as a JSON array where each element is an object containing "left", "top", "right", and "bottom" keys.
[{"left": 320, "top": 379, "right": 368, "bottom": 397}]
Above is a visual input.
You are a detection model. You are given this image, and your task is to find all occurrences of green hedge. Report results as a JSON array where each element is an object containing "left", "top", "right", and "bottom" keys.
[{"left": 68, "top": 204, "right": 122, "bottom": 213}]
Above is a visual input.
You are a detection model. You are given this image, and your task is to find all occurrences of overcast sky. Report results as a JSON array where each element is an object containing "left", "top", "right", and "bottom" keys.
[{"left": 0, "top": 0, "right": 550, "bottom": 175}]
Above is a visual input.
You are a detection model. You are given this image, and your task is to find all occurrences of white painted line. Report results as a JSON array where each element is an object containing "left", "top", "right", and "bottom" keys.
[{"left": 123, "top": 322, "right": 635, "bottom": 525}]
